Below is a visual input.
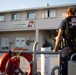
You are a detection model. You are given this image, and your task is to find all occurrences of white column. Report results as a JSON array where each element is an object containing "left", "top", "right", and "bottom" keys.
[
  {"left": 41, "top": 47, "right": 51, "bottom": 75},
  {"left": 35, "top": 29, "right": 39, "bottom": 50}
]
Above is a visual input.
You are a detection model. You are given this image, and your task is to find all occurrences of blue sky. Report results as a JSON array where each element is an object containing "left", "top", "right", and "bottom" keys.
[{"left": 0, "top": 0, "right": 76, "bottom": 11}]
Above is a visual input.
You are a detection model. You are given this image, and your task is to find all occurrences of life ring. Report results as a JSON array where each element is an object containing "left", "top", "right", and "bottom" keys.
[
  {"left": 26, "top": 40, "right": 30, "bottom": 45},
  {"left": 0, "top": 48, "right": 33, "bottom": 75}
]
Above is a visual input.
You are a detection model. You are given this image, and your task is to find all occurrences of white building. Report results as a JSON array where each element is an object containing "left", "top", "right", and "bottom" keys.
[{"left": 0, "top": 3, "right": 76, "bottom": 51}]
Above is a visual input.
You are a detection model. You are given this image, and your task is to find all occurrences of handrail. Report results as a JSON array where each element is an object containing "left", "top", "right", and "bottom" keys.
[
  {"left": 51, "top": 65, "right": 60, "bottom": 75},
  {"left": 70, "top": 53, "right": 76, "bottom": 61},
  {"left": 0, "top": 41, "right": 61, "bottom": 75},
  {"left": 33, "top": 41, "right": 38, "bottom": 75},
  {"left": 0, "top": 50, "right": 60, "bottom": 54}
]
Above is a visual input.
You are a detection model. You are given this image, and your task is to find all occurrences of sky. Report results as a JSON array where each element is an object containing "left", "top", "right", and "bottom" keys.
[{"left": 0, "top": 0, "right": 76, "bottom": 11}]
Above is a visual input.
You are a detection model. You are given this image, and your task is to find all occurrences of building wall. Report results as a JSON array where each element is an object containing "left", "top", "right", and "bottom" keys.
[
  {"left": 0, "top": 18, "right": 63, "bottom": 31},
  {"left": 20, "top": 11, "right": 27, "bottom": 21},
  {"left": 0, "top": 30, "right": 45, "bottom": 50},
  {"left": 0, "top": 5, "right": 76, "bottom": 50},
  {"left": 0, "top": 7, "right": 67, "bottom": 31},
  {"left": 56, "top": 8, "right": 67, "bottom": 17},
  {"left": 0, "top": 7, "right": 68, "bottom": 50},
  {"left": 37, "top": 9, "right": 44, "bottom": 19}
]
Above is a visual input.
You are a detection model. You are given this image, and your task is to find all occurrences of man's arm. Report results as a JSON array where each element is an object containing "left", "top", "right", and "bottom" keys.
[{"left": 53, "top": 29, "right": 63, "bottom": 52}]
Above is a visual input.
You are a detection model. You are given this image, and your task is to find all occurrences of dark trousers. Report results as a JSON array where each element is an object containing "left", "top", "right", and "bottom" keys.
[{"left": 61, "top": 56, "right": 68, "bottom": 75}]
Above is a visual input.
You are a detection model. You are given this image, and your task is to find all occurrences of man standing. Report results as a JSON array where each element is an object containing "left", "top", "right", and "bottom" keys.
[{"left": 53, "top": 7, "right": 76, "bottom": 75}]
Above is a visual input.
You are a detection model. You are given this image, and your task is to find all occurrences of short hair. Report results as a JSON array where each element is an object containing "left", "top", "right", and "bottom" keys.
[{"left": 66, "top": 7, "right": 75, "bottom": 15}]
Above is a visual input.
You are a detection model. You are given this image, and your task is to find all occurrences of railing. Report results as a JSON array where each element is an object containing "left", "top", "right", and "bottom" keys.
[
  {"left": 70, "top": 53, "right": 76, "bottom": 61},
  {"left": 0, "top": 41, "right": 61, "bottom": 75}
]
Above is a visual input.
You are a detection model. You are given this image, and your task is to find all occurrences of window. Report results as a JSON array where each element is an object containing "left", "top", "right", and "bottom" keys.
[
  {"left": 44, "top": 9, "right": 56, "bottom": 18},
  {"left": 1, "top": 37, "right": 9, "bottom": 49},
  {"left": 15, "top": 37, "right": 25, "bottom": 48},
  {"left": 44, "top": 10, "right": 50, "bottom": 18},
  {"left": 50, "top": 10, "right": 56, "bottom": 17},
  {"left": 11, "top": 13, "right": 20, "bottom": 20},
  {"left": 0, "top": 14, "right": 4, "bottom": 21},
  {"left": 27, "top": 11, "right": 36, "bottom": 19}
]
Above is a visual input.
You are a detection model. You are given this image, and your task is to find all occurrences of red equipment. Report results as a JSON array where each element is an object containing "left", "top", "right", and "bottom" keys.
[
  {"left": 6, "top": 57, "right": 20, "bottom": 75},
  {"left": 0, "top": 48, "right": 33, "bottom": 75}
]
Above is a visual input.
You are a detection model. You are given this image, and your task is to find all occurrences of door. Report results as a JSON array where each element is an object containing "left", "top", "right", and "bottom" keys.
[{"left": 16, "top": 37, "right": 25, "bottom": 48}]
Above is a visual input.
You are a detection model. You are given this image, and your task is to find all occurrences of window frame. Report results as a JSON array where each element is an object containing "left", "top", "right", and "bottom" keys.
[
  {"left": 0, "top": 14, "right": 5, "bottom": 21},
  {"left": 1, "top": 37, "right": 9, "bottom": 49},
  {"left": 15, "top": 37, "right": 25, "bottom": 48},
  {"left": 27, "top": 11, "right": 36, "bottom": 19},
  {"left": 11, "top": 13, "right": 20, "bottom": 21},
  {"left": 44, "top": 9, "right": 56, "bottom": 18}
]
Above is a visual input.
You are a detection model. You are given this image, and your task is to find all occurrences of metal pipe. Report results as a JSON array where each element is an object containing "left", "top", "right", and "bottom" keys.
[
  {"left": 0, "top": 50, "right": 61, "bottom": 54},
  {"left": 36, "top": 51, "right": 60, "bottom": 54},
  {"left": 58, "top": 53, "right": 61, "bottom": 75},
  {"left": 51, "top": 53, "right": 61, "bottom": 75},
  {"left": 0, "top": 50, "right": 34, "bottom": 54},
  {"left": 33, "top": 41, "right": 38, "bottom": 75},
  {"left": 70, "top": 53, "right": 76, "bottom": 61},
  {"left": 51, "top": 66, "right": 60, "bottom": 75}
]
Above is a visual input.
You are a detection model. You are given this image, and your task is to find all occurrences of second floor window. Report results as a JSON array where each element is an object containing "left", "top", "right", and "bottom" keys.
[
  {"left": 12, "top": 13, "right": 20, "bottom": 20},
  {"left": 27, "top": 12, "right": 36, "bottom": 19},
  {"left": 44, "top": 9, "right": 56, "bottom": 18},
  {"left": 0, "top": 14, "right": 4, "bottom": 21}
]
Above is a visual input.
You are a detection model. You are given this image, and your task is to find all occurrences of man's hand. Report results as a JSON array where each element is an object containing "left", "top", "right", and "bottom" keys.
[{"left": 53, "top": 50, "right": 57, "bottom": 52}]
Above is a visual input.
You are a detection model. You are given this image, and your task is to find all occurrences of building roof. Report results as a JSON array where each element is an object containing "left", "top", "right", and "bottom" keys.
[{"left": 0, "top": 3, "right": 76, "bottom": 13}]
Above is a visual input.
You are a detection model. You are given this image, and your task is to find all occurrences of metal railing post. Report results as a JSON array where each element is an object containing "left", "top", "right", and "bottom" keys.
[
  {"left": 58, "top": 53, "right": 61, "bottom": 75},
  {"left": 33, "top": 41, "right": 37, "bottom": 75},
  {"left": 70, "top": 53, "right": 76, "bottom": 61}
]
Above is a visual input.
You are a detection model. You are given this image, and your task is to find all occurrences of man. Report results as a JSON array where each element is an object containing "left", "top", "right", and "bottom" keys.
[{"left": 53, "top": 7, "right": 76, "bottom": 75}]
